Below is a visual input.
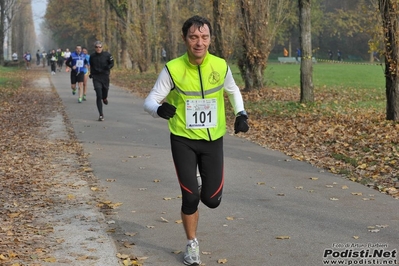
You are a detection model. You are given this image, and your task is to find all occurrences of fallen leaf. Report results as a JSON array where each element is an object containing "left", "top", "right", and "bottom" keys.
[
  {"left": 67, "top": 194, "right": 75, "bottom": 200},
  {"left": 276, "top": 236, "right": 290, "bottom": 239},
  {"left": 217, "top": 258, "right": 228, "bottom": 264},
  {"left": 43, "top": 257, "right": 57, "bottom": 262},
  {"left": 123, "top": 242, "right": 135, "bottom": 248},
  {"left": 376, "top": 224, "right": 389, "bottom": 228},
  {"left": 368, "top": 229, "right": 380, "bottom": 233},
  {"left": 117, "top": 253, "right": 130, "bottom": 259}
]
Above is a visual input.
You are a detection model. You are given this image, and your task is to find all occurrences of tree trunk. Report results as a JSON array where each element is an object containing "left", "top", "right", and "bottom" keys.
[
  {"left": 0, "top": 0, "right": 6, "bottom": 65},
  {"left": 237, "top": 0, "right": 267, "bottom": 91},
  {"left": 379, "top": 0, "right": 399, "bottom": 121},
  {"left": 165, "top": 0, "right": 177, "bottom": 59},
  {"left": 212, "top": 0, "right": 224, "bottom": 58},
  {"left": 237, "top": 0, "right": 290, "bottom": 91},
  {"left": 298, "top": 0, "right": 314, "bottom": 103}
]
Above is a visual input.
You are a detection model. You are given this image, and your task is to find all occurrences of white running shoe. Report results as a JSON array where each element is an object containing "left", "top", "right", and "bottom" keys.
[{"left": 183, "top": 239, "right": 201, "bottom": 265}]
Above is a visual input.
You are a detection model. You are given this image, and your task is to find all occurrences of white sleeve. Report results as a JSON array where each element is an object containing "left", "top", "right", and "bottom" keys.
[
  {"left": 143, "top": 67, "right": 174, "bottom": 118},
  {"left": 224, "top": 67, "right": 245, "bottom": 115}
]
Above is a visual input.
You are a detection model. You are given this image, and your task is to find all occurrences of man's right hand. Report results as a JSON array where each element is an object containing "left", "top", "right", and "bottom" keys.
[{"left": 157, "top": 102, "right": 176, "bottom": 120}]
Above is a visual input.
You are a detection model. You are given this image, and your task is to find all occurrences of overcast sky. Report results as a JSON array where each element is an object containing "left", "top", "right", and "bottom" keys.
[{"left": 32, "top": 0, "right": 47, "bottom": 35}]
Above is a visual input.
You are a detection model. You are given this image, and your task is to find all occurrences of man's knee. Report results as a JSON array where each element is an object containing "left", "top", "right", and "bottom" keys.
[
  {"left": 201, "top": 196, "right": 222, "bottom": 209},
  {"left": 181, "top": 194, "right": 200, "bottom": 214}
]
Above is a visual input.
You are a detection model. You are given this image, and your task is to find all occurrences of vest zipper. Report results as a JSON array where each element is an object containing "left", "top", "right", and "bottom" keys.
[{"left": 197, "top": 65, "right": 213, "bottom": 141}]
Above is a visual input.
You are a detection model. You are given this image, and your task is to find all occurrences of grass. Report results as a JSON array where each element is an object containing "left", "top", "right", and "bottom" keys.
[
  {"left": 0, "top": 66, "right": 23, "bottom": 100},
  {"left": 230, "top": 61, "right": 386, "bottom": 90},
  {"left": 236, "top": 62, "right": 386, "bottom": 116}
]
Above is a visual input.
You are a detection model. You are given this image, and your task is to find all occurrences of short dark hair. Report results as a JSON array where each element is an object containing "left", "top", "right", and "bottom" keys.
[{"left": 182, "top": 16, "right": 212, "bottom": 38}]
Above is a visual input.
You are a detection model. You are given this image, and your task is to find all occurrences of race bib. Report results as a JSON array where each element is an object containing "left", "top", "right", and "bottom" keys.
[
  {"left": 76, "top": 59, "right": 84, "bottom": 67},
  {"left": 186, "top": 98, "right": 217, "bottom": 129}
]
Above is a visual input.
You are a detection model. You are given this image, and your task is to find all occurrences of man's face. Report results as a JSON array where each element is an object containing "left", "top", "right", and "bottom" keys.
[
  {"left": 94, "top": 44, "right": 103, "bottom": 53},
  {"left": 183, "top": 24, "right": 211, "bottom": 65},
  {"left": 76, "top": 46, "right": 82, "bottom": 54}
]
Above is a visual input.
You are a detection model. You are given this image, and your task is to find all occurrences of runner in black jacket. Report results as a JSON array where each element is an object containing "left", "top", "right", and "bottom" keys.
[{"left": 89, "top": 41, "right": 114, "bottom": 121}]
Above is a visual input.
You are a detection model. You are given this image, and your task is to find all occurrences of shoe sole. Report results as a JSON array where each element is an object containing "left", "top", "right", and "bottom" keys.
[{"left": 183, "top": 261, "right": 200, "bottom": 266}]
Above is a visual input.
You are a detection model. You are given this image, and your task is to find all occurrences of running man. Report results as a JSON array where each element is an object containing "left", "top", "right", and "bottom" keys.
[
  {"left": 65, "top": 45, "right": 88, "bottom": 102},
  {"left": 143, "top": 15, "right": 249, "bottom": 265},
  {"left": 89, "top": 41, "right": 114, "bottom": 121}
]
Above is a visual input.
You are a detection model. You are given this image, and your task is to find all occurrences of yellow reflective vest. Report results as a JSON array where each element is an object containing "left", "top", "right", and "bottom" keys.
[{"left": 165, "top": 52, "right": 228, "bottom": 141}]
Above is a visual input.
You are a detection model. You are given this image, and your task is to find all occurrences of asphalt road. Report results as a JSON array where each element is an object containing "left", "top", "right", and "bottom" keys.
[{"left": 50, "top": 70, "right": 399, "bottom": 266}]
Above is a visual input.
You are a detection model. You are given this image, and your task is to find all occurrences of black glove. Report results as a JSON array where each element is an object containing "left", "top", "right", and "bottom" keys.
[
  {"left": 234, "top": 115, "right": 249, "bottom": 134},
  {"left": 157, "top": 102, "right": 176, "bottom": 120},
  {"left": 89, "top": 74, "right": 92, "bottom": 79}
]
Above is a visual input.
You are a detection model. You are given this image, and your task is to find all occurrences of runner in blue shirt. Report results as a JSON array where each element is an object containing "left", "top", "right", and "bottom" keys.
[{"left": 65, "top": 45, "right": 89, "bottom": 103}]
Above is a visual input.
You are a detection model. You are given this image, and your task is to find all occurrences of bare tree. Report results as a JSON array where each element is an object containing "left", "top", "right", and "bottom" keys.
[
  {"left": 0, "top": 0, "right": 19, "bottom": 64},
  {"left": 165, "top": 0, "right": 178, "bottom": 60},
  {"left": 299, "top": 0, "right": 314, "bottom": 102},
  {"left": 236, "top": 0, "right": 290, "bottom": 91},
  {"left": 379, "top": 0, "right": 399, "bottom": 120},
  {"left": 212, "top": 0, "right": 239, "bottom": 61}
]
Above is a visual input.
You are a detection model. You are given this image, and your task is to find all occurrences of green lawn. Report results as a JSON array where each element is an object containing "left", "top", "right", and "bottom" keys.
[
  {"left": 228, "top": 62, "right": 387, "bottom": 114},
  {"left": 0, "top": 66, "right": 23, "bottom": 99},
  {"left": 230, "top": 62, "right": 386, "bottom": 90}
]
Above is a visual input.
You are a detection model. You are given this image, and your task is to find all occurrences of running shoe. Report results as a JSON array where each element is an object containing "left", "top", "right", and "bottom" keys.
[
  {"left": 183, "top": 239, "right": 201, "bottom": 266},
  {"left": 103, "top": 98, "right": 108, "bottom": 105},
  {"left": 98, "top": 115, "right": 104, "bottom": 121},
  {"left": 72, "top": 89, "right": 76, "bottom": 95},
  {"left": 78, "top": 98, "right": 82, "bottom": 103},
  {"left": 83, "top": 95, "right": 87, "bottom": 101}
]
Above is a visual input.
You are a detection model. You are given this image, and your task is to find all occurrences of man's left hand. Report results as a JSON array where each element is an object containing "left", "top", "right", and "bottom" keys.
[{"left": 234, "top": 115, "right": 249, "bottom": 134}]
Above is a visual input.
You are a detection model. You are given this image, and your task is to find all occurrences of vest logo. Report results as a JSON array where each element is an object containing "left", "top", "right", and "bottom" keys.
[{"left": 208, "top": 71, "right": 220, "bottom": 84}]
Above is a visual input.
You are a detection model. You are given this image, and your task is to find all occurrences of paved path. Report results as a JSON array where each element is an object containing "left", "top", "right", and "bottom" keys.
[{"left": 50, "top": 70, "right": 399, "bottom": 266}]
